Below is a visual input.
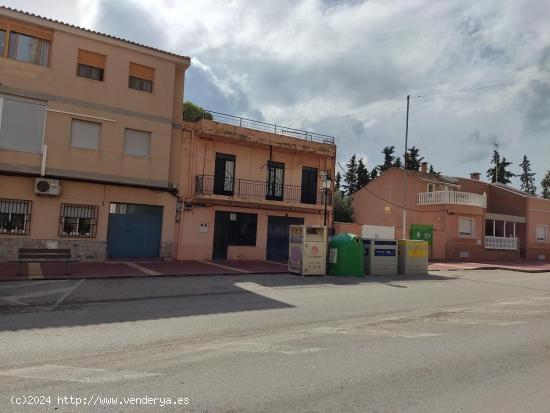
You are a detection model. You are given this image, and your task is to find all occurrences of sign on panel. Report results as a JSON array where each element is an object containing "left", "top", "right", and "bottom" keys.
[{"left": 362, "top": 225, "right": 395, "bottom": 239}]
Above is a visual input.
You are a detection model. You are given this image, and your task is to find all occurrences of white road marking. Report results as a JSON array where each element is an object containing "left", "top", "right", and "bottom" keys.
[
  {"left": 0, "top": 296, "right": 27, "bottom": 306},
  {"left": 493, "top": 301, "right": 539, "bottom": 306},
  {"left": 124, "top": 262, "right": 161, "bottom": 276},
  {"left": 49, "top": 279, "right": 85, "bottom": 310},
  {"left": 426, "top": 319, "right": 526, "bottom": 326},
  {"left": 199, "top": 260, "right": 251, "bottom": 274},
  {"left": 301, "top": 326, "right": 444, "bottom": 338},
  {"left": 472, "top": 309, "right": 550, "bottom": 315},
  {"left": 206, "top": 342, "right": 323, "bottom": 355},
  {"left": 0, "top": 280, "right": 85, "bottom": 309},
  {"left": 1, "top": 287, "right": 77, "bottom": 305},
  {"left": 0, "top": 364, "right": 159, "bottom": 383}
]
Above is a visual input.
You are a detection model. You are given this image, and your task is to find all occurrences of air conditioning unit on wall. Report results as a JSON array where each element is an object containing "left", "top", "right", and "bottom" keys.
[{"left": 34, "top": 178, "right": 61, "bottom": 196}]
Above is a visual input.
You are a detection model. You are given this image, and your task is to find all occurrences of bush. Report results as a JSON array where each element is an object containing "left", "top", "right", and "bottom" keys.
[{"left": 183, "top": 101, "right": 213, "bottom": 122}]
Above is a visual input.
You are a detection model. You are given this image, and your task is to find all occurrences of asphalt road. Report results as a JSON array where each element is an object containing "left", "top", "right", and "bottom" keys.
[{"left": 1, "top": 270, "right": 550, "bottom": 412}]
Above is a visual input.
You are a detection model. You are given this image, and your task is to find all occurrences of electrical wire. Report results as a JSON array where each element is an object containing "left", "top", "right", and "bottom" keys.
[{"left": 412, "top": 75, "right": 550, "bottom": 99}]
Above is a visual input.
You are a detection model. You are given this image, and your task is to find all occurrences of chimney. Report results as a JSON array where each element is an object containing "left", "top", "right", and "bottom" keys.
[
  {"left": 420, "top": 162, "right": 428, "bottom": 174},
  {"left": 470, "top": 172, "right": 480, "bottom": 181}
]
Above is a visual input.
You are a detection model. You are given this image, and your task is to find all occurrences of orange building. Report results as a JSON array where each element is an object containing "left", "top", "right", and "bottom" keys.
[
  {"left": 0, "top": 7, "right": 336, "bottom": 263},
  {"left": 352, "top": 164, "right": 550, "bottom": 261},
  {"left": 0, "top": 7, "right": 190, "bottom": 260},
  {"left": 174, "top": 112, "right": 336, "bottom": 261}
]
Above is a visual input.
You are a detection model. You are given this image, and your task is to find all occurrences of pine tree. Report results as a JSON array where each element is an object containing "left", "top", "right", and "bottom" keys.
[
  {"left": 370, "top": 168, "right": 379, "bottom": 180},
  {"left": 344, "top": 154, "right": 358, "bottom": 196},
  {"left": 486, "top": 146, "right": 500, "bottom": 183},
  {"left": 496, "top": 157, "right": 515, "bottom": 184},
  {"left": 428, "top": 164, "right": 440, "bottom": 175},
  {"left": 404, "top": 146, "right": 424, "bottom": 171},
  {"left": 393, "top": 157, "right": 403, "bottom": 168},
  {"left": 542, "top": 171, "right": 550, "bottom": 199},
  {"left": 519, "top": 155, "right": 536, "bottom": 195},
  {"left": 379, "top": 146, "right": 396, "bottom": 173},
  {"left": 333, "top": 191, "right": 353, "bottom": 222},
  {"left": 356, "top": 158, "right": 370, "bottom": 189},
  {"left": 335, "top": 172, "right": 342, "bottom": 194}
]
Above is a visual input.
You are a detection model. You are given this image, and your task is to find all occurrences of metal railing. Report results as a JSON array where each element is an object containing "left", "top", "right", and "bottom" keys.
[
  {"left": 185, "top": 109, "right": 335, "bottom": 145},
  {"left": 417, "top": 191, "right": 487, "bottom": 208},
  {"left": 0, "top": 198, "right": 32, "bottom": 235},
  {"left": 58, "top": 203, "right": 99, "bottom": 238},
  {"left": 195, "top": 175, "right": 331, "bottom": 206},
  {"left": 484, "top": 236, "right": 518, "bottom": 250}
]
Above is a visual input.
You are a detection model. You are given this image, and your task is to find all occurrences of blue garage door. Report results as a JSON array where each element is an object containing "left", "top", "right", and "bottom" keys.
[
  {"left": 266, "top": 216, "right": 304, "bottom": 261},
  {"left": 107, "top": 203, "right": 163, "bottom": 259}
]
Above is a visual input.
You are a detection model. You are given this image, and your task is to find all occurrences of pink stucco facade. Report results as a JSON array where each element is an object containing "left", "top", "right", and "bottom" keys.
[
  {"left": 352, "top": 168, "right": 550, "bottom": 261},
  {"left": 173, "top": 119, "right": 336, "bottom": 261}
]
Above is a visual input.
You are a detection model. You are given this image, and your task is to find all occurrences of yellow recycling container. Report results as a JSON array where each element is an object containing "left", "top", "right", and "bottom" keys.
[{"left": 398, "top": 239, "right": 428, "bottom": 275}]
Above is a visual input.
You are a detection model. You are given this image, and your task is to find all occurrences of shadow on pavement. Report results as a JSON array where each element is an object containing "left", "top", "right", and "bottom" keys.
[{"left": 0, "top": 273, "right": 455, "bottom": 331}]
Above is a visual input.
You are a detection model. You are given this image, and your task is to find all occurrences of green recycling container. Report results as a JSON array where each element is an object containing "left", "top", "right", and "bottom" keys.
[{"left": 328, "top": 233, "right": 364, "bottom": 277}]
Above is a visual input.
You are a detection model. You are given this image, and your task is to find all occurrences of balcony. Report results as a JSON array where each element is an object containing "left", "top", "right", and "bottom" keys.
[
  {"left": 417, "top": 191, "right": 487, "bottom": 208},
  {"left": 195, "top": 175, "right": 331, "bottom": 207},
  {"left": 484, "top": 236, "right": 518, "bottom": 250},
  {"left": 185, "top": 109, "right": 336, "bottom": 145}
]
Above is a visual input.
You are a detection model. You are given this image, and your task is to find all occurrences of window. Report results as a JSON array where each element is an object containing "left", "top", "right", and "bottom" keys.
[
  {"left": 0, "top": 198, "right": 31, "bottom": 235},
  {"left": 214, "top": 153, "right": 235, "bottom": 196},
  {"left": 124, "top": 128, "right": 151, "bottom": 157},
  {"left": 8, "top": 32, "right": 50, "bottom": 66},
  {"left": 59, "top": 203, "right": 98, "bottom": 238},
  {"left": 0, "top": 30, "right": 5, "bottom": 55},
  {"left": 301, "top": 167, "right": 318, "bottom": 204},
  {"left": 0, "top": 95, "right": 46, "bottom": 153},
  {"left": 266, "top": 161, "right": 284, "bottom": 201},
  {"left": 427, "top": 183, "right": 435, "bottom": 192},
  {"left": 458, "top": 217, "right": 474, "bottom": 237},
  {"left": 129, "top": 63, "right": 154, "bottom": 92},
  {"left": 77, "top": 49, "right": 106, "bottom": 81},
  {"left": 70, "top": 119, "right": 101, "bottom": 150},
  {"left": 536, "top": 225, "right": 548, "bottom": 242},
  {"left": 485, "top": 219, "right": 494, "bottom": 236}
]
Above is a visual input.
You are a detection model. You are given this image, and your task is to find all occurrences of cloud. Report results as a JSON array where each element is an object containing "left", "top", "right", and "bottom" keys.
[{"left": 8, "top": 0, "right": 549, "bottom": 190}]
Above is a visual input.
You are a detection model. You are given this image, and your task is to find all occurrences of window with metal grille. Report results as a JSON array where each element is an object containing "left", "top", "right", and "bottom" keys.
[
  {"left": 59, "top": 203, "right": 98, "bottom": 238},
  {"left": 0, "top": 198, "right": 31, "bottom": 235}
]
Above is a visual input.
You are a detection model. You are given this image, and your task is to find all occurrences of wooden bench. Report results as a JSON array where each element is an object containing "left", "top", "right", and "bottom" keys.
[{"left": 11, "top": 248, "right": 78, "bottom": 276}]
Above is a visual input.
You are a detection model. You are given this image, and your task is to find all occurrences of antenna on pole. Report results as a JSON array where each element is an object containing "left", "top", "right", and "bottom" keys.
[{"left": 402, "top": 95, "right": 410, "bottom": 239}]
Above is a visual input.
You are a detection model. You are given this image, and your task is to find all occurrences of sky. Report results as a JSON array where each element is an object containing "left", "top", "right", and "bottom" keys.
[{"left": 3, "top": 0, "right": 549, "bottom": 191}]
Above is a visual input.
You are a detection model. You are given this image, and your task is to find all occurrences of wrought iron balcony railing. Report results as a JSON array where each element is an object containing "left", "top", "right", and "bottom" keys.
[{"left": 195, "top": 175, "right": 331, "bottom": 206}]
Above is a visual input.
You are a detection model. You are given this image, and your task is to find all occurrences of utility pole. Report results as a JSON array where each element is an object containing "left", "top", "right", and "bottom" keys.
[{"left": 402, "top": 95, "right": 410, "bottom": 239}]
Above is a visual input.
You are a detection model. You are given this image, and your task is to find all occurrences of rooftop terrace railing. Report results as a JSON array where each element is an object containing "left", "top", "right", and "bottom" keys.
[{"left": 184, "top": 109, "right": 336, "bottom": 145}]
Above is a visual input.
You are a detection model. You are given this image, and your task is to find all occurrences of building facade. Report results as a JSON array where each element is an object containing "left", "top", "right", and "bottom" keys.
[
  {"left": 174, "top": 113, "right": 336, "bottom": 261},
  {"left": 0, "top": 7, "right": 190, "bottom": 260},
  {"left": 352, "top": 165, "right": 550, "bottom": 261}
]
